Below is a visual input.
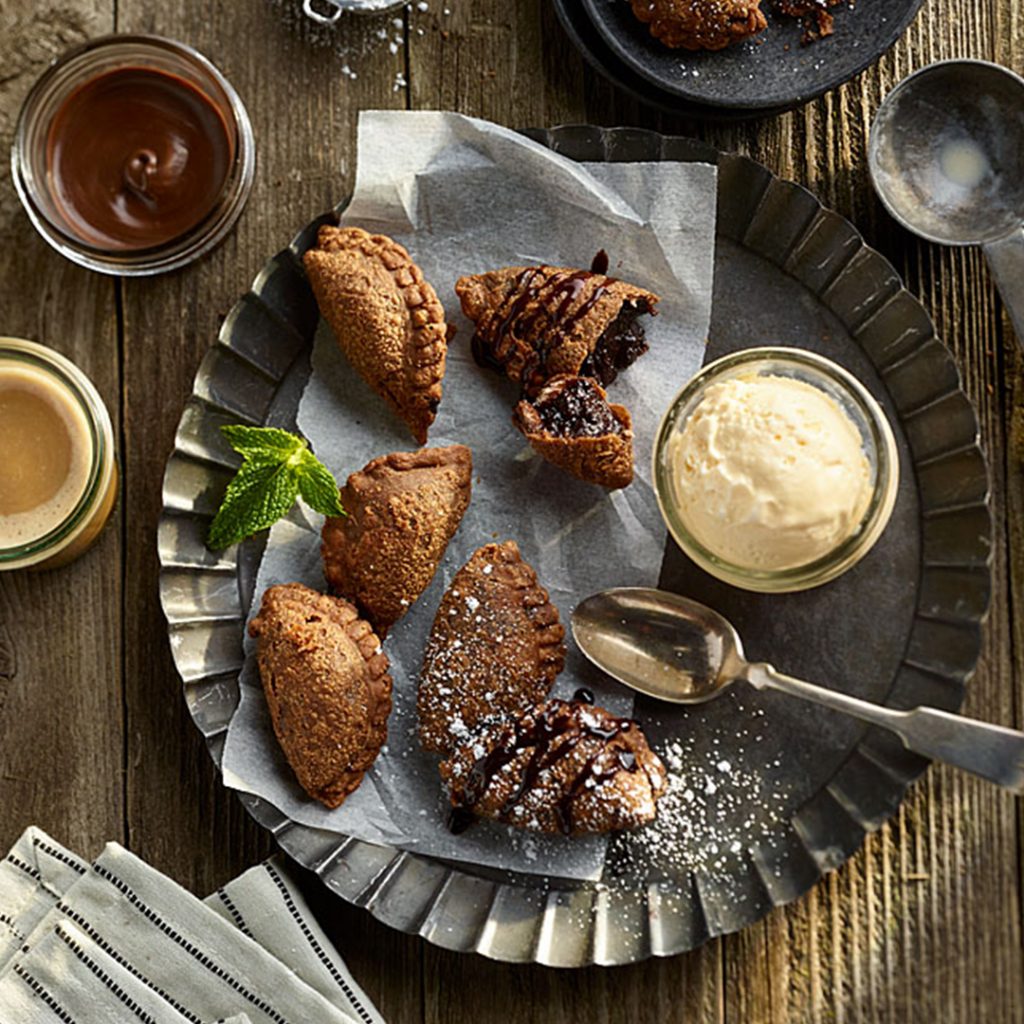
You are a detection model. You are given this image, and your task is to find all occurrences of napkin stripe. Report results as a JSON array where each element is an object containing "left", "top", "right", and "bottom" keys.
[
  {"left": 262, "top": 862, "right": 375, "bottom": 1024},
  {"left": 55, "top": 906, "right": 203, "bottom": 1024},
  {"left": 92, "top": 864, "right": 291, "bottom": 1024},
  {"left": 55, "top": 928, "right": 161, "bottom": 1024},
  {"left": 0, "top": 912, "right": 26, "bottom": 942},
  {"left": 213, "top": 888, "right": 253, "bottom": 937},
  {"left": 32, "top": 839, "right": 86, "bottom": 877},
  {"left": 11, "top": 963, "right": 76, "bottom": 1023},
  {"left": 4, "top": 853, "right": 65, "bottom": 901},
  {"left": 5, "top": 854, "right": 42, "bottom": 882}
]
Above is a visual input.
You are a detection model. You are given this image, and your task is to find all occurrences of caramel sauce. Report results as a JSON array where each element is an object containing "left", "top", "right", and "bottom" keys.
[{"left": 0, "top": 365, "right": 92, "bottom": 546}]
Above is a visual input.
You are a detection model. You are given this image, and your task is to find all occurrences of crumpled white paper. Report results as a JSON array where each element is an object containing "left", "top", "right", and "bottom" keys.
[{"left": 222, "top": 111, "right": 717, "bottom": 880}]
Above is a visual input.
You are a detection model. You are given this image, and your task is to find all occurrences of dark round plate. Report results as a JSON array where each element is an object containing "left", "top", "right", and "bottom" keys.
[
  {"left": 582, "top": 0, "right": 925, "bottom": 112},
  {"left": 159, "top": 126, "right": 990, "bottom": 966},
  {"left": 552, "top": 0, "right": 793, "bottom": 120}
]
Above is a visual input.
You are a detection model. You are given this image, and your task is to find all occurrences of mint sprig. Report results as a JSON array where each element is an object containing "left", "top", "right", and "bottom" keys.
[{"left": 206, "top": 425, "right": 345, "bottom": 550}]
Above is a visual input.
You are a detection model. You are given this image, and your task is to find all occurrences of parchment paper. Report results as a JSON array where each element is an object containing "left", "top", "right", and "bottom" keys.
[{"left": 222, "top": 111, "right": 717, "bottom": 880}]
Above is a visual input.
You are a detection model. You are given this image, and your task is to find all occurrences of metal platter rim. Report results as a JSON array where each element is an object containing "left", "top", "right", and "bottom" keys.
[{"left": 158, "top": 124, "right": 991, "bottom": 967}]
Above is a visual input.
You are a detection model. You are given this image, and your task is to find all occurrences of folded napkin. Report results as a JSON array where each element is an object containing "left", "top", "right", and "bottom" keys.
[{"left": 0, "top": 828, "right": 382, "bottom": 1024}]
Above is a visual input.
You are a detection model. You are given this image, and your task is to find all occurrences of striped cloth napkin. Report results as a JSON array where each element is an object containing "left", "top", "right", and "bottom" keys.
[{"left": 0, "top": 827, "right": 383, "bottom": 1024}]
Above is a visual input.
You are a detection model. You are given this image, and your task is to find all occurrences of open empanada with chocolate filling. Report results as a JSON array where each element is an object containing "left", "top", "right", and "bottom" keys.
[
  {"left": 418, "top": 541, "right": 566, "bottom": 755},
  {"left": 304, "top": 225, "right": 452, "bottom": 444},
  {"left": 455, "top": 263, "right": 658, "bottom": 395},
  {"left": 248, "top": 583, "right": 392, "bottom": 809},
  {"left": 513, "top": 374, "right": 633, "bottom": 490},
  {"left": 322, "top": 445, "right": 472, "bottom": 636},
  {"left": 440, "top": 698, "right": 667, "bottom": 835}
]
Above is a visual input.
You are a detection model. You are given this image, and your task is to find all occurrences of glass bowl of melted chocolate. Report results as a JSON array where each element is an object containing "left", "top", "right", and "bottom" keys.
[{"left": 13, "top": 34, "right": 255, "bottom": 276}]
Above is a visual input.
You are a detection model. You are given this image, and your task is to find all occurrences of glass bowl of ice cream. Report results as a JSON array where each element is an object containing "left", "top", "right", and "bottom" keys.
[{"left": 653, "top": 347, "right": 899, "bottom": 593}]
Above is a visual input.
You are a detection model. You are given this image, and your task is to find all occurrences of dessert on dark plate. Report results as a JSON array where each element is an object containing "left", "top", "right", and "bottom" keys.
[
  {"left": 513, "top": 374, "right": 634, "bottom": 490},
  {"left": 455, "top": 263, "right": 658, "bottom": 396},
  {"left": 304, "top": 225, "right": 453, "bottom": 445},
  {"left": 248, "top": 583, "right": 392, "bottom": 809},
  {"left": 628, "top": 0, "right": 768, "bottom": 50},
  {"left": 776, "top": 0, "right": 840, "bottom": 42},
  {"left": 322, "top": 445, "right": 472, "bottom": 636},
  {"left": 440, "top": 698, "right": 667, "bottom": 835},
  {"left": 418, "top": 541, "right": 566, "bottom": 755}
]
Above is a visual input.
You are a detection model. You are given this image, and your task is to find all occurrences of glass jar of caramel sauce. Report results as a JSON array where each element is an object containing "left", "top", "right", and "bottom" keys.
[
  {"left": 12, "top": 34, "right": 254, "bottom": 275},
  {"left": 0, "top": 339, "right": 117, "bottom": 570}
]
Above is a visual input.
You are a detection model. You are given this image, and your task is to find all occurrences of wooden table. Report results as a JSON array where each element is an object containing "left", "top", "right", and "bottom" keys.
[{"left": 1, "top": 2, "right": 1021, "bottom": 1021}]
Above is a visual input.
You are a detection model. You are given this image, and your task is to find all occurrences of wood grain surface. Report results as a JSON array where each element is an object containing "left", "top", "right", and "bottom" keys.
[{"left": 0, "top": 2, "right": 1021, "bottom": 1022}]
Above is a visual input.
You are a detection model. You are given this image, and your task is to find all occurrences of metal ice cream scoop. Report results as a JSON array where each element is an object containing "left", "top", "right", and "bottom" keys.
[
  {"left": 572, "top": 588, "right": 1024, "bottom": 793},
  {"left": 869, "top": 59, "right": 1024, "bottom": 346}
]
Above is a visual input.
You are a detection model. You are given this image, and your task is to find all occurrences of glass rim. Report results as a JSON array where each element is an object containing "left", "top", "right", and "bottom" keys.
[
  {"left": 10, "top": 33, "right": 255, "bottom": 277},
  {"left": 652, "top": 346, "right": 900, "bottom": 593},
  {"left": 0, "top": 338, "right": 115, "bottom": 564}
]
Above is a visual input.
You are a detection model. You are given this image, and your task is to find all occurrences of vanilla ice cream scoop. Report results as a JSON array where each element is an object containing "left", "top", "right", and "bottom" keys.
[{"left": 666, "top": 374, "right": 873, "bottom": 571}]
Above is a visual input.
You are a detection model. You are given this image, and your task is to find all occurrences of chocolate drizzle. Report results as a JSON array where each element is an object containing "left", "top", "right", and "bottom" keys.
[
  {"left": 454, "top": 701, "right": 641, "bottom": 836},
  {"left": 471, "top": 265, "right": 621, "bottom": 393}
]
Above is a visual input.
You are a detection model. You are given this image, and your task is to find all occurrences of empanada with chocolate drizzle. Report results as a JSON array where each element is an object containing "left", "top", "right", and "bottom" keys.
[
  {"left": 304, "top": 225, "right": 452, "bottom": 445},
  {"left": 513, "top": 375, "right": 633, "bottom": 490},
  {"left": 248, "top": 583, "right": 392, "bottom": 810},
  {"left": 418, "top": 541, "right": 566, "bottom": 755},
  {"left": 441, "top": 698, "right": 667, "bottom": 835},
  {"left": 455, "top": 262, "right": 658, "bottom": 396},
  {"left": 322, "top": 445, "right": 472, "bottom": 636}
]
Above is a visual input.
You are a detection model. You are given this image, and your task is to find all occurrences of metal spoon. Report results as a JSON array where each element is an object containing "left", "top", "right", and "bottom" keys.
[
  {"left": 572, "top": 588, "right": 1024, "bottom": 793},
  {"left": 869, "top": 60, "right": 1024, "bottom": 346}
]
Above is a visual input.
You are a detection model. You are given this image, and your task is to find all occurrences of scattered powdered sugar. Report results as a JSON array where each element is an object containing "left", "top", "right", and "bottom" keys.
[
  {"left": 266, "top": 0, "right": 454, "bottom": 90},
  {"left": 613, "top": 701, "right": 796, "bottom": 885}
]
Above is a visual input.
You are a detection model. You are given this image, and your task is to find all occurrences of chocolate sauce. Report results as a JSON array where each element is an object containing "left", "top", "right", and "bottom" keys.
[
  {"left": 579, "top": 301, "right": 650, "bottom": 386},
  {"left": 446, "top": 807, "right": 477, "bottom": 835},
  {"left": 573, "top": 687, "right": 595, "bottom": 705},
  {"left": 456, "top": 702, "right": 641, "bottom": 836},
  {"left": 46, "top": 66, "right": 233, "bottom": 251},
  {"left": 534, "top": 376, "right": 623, "bottom": 439},
  {"left": 590, "top": 249, "right": 609, "bottom": 275},
  {"left": 478, "top": 266, "right": 623, "bottom": 391}
]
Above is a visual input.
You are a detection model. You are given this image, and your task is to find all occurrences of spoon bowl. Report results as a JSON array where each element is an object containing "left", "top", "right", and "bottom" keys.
[
  {"left": 572, "top": 587, "right": 1024, "bottom": 793},
  {"left": 869, "top": 59, "right": 1024, "bottom": 246},
  {"left": 869, "top": 59, "right": 1024, "bottom": 343},
  {"left": 571, "top": 588, "right": 747, "bottom": 703}
]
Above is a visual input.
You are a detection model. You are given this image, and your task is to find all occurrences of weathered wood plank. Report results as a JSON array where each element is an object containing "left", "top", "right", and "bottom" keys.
[
  {"left": 2, "top": 3, "right": 1016, "bottom": 1024},
  {"left": 115, "top": 1, "right": 422, "bottom": 1017},
  {"left": 0, "top": 2, "right": 123, "bottom": 859}
]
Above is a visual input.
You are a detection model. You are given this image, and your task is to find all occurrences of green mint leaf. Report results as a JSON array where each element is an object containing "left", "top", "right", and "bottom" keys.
[
  {"left": 207, "top": 457, "right": 301, "bottom": 550},
  {"left": 297, "top": 449, "right": 346, "bottom": 517},
  {"left": 207, "top": 425, "right": 346, "bottom": 549},
  {"left": 221, "top": 424, "right": 305, "bottom": 460}
]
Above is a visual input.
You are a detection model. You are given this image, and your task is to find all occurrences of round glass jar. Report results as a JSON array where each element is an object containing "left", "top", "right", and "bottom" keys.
[
  {"left": 0, "top": 338, "right": 118, "bottom": 571},
  {"left": 653, "top": 347, "right": 899, "bottom": 593},
  {"left": 11, "top": 34, "right": 255, "bottom": 276}
]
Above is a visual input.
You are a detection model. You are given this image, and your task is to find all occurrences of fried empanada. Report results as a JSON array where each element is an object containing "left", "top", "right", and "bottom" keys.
[
  {"left": 248, "top": 583, "right": 392, "bottom": 809},
  {"left": 322, "top": 445, "right": 472, "bottom": 636},
  {"left": 455, "top": 264, "right": 657, "bottom": 395},
  {"left": 304, "top": 225, "right": 452, "bottom": 444},
  {"left": 440, "top": 699, "right": 667, "bottom": 835},
  {"left": 417, "top": 541, "right": 565, "bottom": 755},
  {"left": 513, "top": 375, "right": 633, "bottom": 490},
  {"left": 629, "top": 0, "right": 768, "bottom": 50}
]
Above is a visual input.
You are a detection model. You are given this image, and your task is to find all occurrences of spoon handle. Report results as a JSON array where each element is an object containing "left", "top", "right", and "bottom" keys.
[
  {"left": 983, "top": 229, "right": 1024, "bottom": 351},
  {"left": 747, "top": 663, "right": 1024, "bottom": 793}
]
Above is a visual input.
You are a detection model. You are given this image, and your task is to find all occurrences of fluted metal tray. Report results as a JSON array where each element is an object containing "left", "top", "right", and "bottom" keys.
[{"left": 158, "top": 126, "right": 991, "bottom": 967}]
